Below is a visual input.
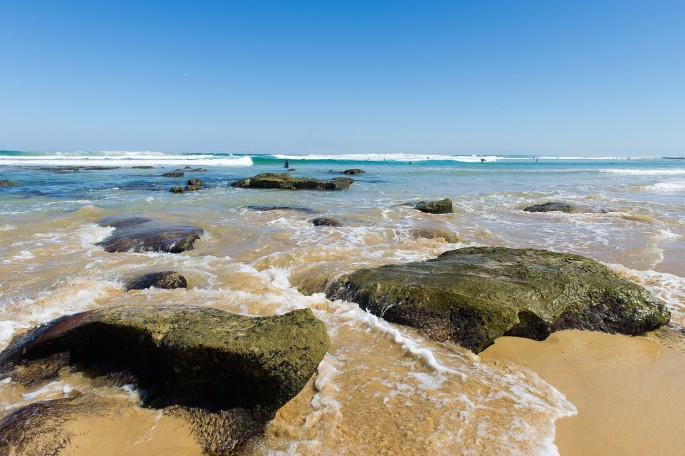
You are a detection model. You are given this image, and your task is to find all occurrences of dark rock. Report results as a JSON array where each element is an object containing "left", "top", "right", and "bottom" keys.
[
  {"left": 132, "top": 165, "right": 154, "bottom": 169},
  {"left": 326, "top": 247, "right": 670, "bottom": 353},
  {"left": 246, "top": 206, "right": 317, "bottom": 214},
  {"left": 187, "top": 178, "right": 203, "bottom": 187},
  {"left": 415, "top": 198, "right": 453, "bottom": 214},
  {"left": 0, "top": 180, "right": 20, "bottom": 187},
  {"left": 184, "top": 166, "right": 192, "bottom": 170},
  {"left": 97, "top": 215, "right": 203, "bottom": 253},
  {"left": 234, "top": 173, "right": 354, "bottom": 191},
  {"left": 162, "top": 172, "right": 184, "bottom": 178},
  {"left": 343, "top": 169, "right": 366, "bottom": 175},
  {"left": 311, "top": 217, "right": 344, "bottom": 227},
  {"left": 523, "top": 202, "right": 584, "bottom": 213},
  {"left": 192, "top": 168, "right": 207, "bottom": 172},
  {"left": 170, "top": 186, "right": 185, "bottom": 194},
  {"left": 126, "top": 271, "right": 187, "bottom": 291},
  {"left": 0, "top": 305, "right": 329, "bottom": 411}
]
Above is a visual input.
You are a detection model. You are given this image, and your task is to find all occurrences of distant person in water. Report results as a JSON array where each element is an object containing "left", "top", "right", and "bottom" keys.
[
  {"left": 283, "top": 159, "right": 289, "bottom": 168},
  {"left": 480, "top": 158, "right": 486, "bottom": 163}
]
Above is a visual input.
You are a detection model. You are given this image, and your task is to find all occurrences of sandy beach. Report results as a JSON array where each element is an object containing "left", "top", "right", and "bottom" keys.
[{"left": 481, "top": 330, "right": 685, "bottom": 455}]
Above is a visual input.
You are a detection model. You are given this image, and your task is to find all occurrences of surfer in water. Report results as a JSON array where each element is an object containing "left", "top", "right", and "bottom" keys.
[{"left": 283, "top": 159, "right": 289, "bottom": 168}]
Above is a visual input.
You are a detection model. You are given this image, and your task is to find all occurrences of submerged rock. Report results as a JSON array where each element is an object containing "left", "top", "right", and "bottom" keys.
[
  {"left": 326, "top": 247, "right": 670, "bottom": 353},
  {"left": 169, "top": 186, "right": 184, "bottom": 194},
  {"left": 192, "top": 168, "right": 207, "bottom": 172},
  {"left": 311, "top": 217, "right": 344, "bottom": 227},
  {"left": 0, "top": 180, "right": 20, "bottom": 187},
  {"left": 246, "top": 206, "right": 317, "bottom": 214},
  {"left": 234, "top": 173, "right": 354, "bottom": 191},
  {"left": 132, "top": 165, "right": 154, "bottom": 169},
  {"left": 410, "top": 227, "right": 463, "bottom": 243},
  {"left": 0, "top": 305, "right": 329, "bottom": 452},
  {"left": 343, "top": 169, "right": 365, "bottom": 175},
  {"left": 162, "top": 172, "right": 184, "bottom": 178},
  {"left": 415, "top": 198, "right": 453, "bottom": 214},
  {"left": 126, "top": 271, "right": 187, "bottom": 291},
  {"left": 524, "top": 202, "right": 592, "bottom": 213},
  {"left": 97, "top": 215, "right": 203, "bottom": 253}
]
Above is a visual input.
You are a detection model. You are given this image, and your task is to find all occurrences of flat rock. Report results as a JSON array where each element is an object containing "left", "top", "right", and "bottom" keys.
[
  {"left": 234, "top": 173, "right": 354, "bottom": 191},
  {"left": 162, "top": 172, "right": 184, "bottom": 178},
  {"left": 326, "top": 247, "right": 670, "bottom": 353},
  {"left": 126, "top": 271, "right": 187, "bottom": 291},
  {"left": 410, "top": 227, "right": 463, "bottom": 243},
  {"left": 0, "top": 180, "right": 20, "bottom": 187},
  {"left": 246, "top": 205, "right": 317, "bottom": 214},
  {"left": 97, "top": 215, "right": 203, "bottom": 253},
  {"left": 522, "top": 201, "right": 610, "bottom": 213},
  {"left": 415, "top": 198, "right": 453, "bottom": 214}
]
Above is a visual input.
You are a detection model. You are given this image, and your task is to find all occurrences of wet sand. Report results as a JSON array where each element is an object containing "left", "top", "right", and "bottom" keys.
[{"left": 481, "top": 330, "right": 685, "bottom": 456}]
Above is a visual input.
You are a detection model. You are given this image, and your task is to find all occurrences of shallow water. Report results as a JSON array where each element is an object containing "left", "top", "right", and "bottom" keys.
[{"left": 1, "top": 152, "right": 684, "bottom": 454}]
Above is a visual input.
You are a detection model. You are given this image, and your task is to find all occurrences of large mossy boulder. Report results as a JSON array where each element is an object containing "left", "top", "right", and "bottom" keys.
[
  {"left": 234, "top": 173, "right": 353, "bottom": 191},
  {"left": 326, "top": 247, "right": 670, "bottom": 353},
  {"left": 0, "top": 305, "right": 329, "bottom": 454},
  {"left": 97, "top": 215, "right": 203, "bottom": 253},
  {"left": 0, "top": 305, "right": 328, "bottom": 409}
]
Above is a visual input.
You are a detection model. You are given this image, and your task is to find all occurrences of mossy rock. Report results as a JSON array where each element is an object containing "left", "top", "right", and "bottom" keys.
[
  {"left": 0, "top": 305, "right": 328, "bottom": 409},
  {"left": 311, "top": 217, "right": 344, "bottom": 227},
  {"left": 97, "top": 215, "right": 203, "bottom": 253},
  {"left": 415, "top": 198, "right": 453, "bottom": 214},
  {"left": 162, "top": 172, "right": 184, "bottom": 178},
  {"left": 326, "top": 247, "right": 670, "bottom": 353},
  {"left": 234, "top": 173, "right": 353, "bottom": 191},
  {"left": 0, "top": 180, "right": 20, "bottom": 187},
  {"left": 126, "top": 271, "right": 187, "bottom": 291}
]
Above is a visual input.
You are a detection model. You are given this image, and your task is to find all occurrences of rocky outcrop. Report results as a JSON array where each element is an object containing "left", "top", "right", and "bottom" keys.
[
  {"left": 96, "top": 215, "right": 203, "bottom": 253},
  {"left": 0, "top": 180, "right": 20, "bottom": 187},
  {"left": 0, "top": 305, "right": 329, "bottom": 454},
  {"left": 162, "top": 172, "right": 184, "bottom": 178},
  {"left": 523, "top": 202, "right": 608, "bottom": 214},
  {"left": 126, "top": 271, "right": 187, "bottom": 291},
  {"left": 311, "top": 217, "right": 344, "bottom": 227},
  {"left": 132, "top": 165, "right": 154, "bottom": 169},
  {"left": 234, "top": 173, "right": 354, "bottom": 191},
  {"left": 415, "top": 198, "right": 453, "bottom": 214},
  {"left": 326, "top": 247, "right": 670, "bottom": 353}
]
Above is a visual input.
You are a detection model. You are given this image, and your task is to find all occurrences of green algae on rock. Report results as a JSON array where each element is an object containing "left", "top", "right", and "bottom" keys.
[
  {"left": 326, "top": 247, "right": 670, "bottom": 353},
  {"left": 0, "top": 305, "right": 329, "bottom": 410},
  {"left": 234, "top": 173, "right": 354, "bottom": 191},
  {"left": 415, "top": 198, "right": 453, "bottom": 214},
  {"left": 126, "top": 271, "right": 187, "bottom": 291}
]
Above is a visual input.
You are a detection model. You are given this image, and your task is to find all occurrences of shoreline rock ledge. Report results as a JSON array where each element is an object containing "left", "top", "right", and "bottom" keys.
[
  {"left": 234, "top": 173, "right": 353, "bottom": 191},
  {"left": 0, "top": 305, "right": 329, "bottom": 453},
  {"left": 326, "top": 247, "right": 670, "bottom": 353}
]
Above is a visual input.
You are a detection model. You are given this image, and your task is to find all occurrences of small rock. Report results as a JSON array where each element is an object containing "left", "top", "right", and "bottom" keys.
[
  {"left": 0, "top": 180, "right": 20, "bottom": 187},
  {"left": 343, "top": 169, "right": 366, "bottom": 175},
  {"left": 192, "top": 168, "right": 207, "bottom": 172},
  {"left": 415, "top": 198, "right": 453, "bottom": 214},
  {"left": 126, "top": 271, "right": 187, "bottom": 291},
  {"left": 524, "top": 202, "right": 584, "bottom": 213},
  {"left": 170, "top": 186, "right": 185, "bottom": 193},
  {"left": 132, "top": 165, "right": 154, "bottom": 169},
  {"left": 234, "top": 173, "right": 354, "bottom": 191},
  {"left": 162, "top": 172, "right": 184, "bottom": 178},
  {"left": 311, "top": 217, "right": 344, "bottom": 227}
]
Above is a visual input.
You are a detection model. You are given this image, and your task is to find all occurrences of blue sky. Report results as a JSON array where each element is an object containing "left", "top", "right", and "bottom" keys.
[{"left": 1, "top": 0, "right": 683, "bottom": 156}]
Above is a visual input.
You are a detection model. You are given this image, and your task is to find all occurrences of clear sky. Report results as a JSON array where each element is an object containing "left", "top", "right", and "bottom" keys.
[{"left": 1, "top": 0, "right": 683, "bottom": 156}]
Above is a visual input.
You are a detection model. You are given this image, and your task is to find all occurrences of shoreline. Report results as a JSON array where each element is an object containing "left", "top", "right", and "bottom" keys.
[{"left": 480, "top": 330, "right": 685, "bottom": 456}]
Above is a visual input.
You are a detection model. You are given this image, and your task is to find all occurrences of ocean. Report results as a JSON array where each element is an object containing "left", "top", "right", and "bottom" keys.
[{"left": 1, "top": 150, "right": 684, "bottom": 455}]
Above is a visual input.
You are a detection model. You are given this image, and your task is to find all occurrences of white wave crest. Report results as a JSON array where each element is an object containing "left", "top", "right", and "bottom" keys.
[
  {"left": 0, "top": 154, "right": 253, "bottom": 167},
  {"left": 271, "top": 153, "right": 498, "bottom": 163}
]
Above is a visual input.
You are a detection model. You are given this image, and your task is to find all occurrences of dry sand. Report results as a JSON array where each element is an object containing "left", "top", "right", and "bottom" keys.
[{"left": 481, "top": 330, "right": 685, "bottom": 456}]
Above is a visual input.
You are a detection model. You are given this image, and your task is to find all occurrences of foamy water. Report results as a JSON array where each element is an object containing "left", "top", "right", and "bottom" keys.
[{"left": 1, "top": 151, "right": 684, "bottom": 454}]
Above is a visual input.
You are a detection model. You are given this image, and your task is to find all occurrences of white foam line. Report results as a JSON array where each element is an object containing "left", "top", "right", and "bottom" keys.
[{"left": 0, "top": 156, "right": 253, "bottom": 166}]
